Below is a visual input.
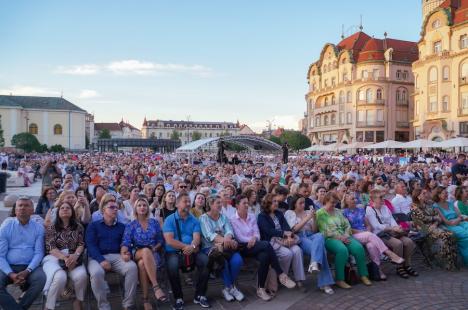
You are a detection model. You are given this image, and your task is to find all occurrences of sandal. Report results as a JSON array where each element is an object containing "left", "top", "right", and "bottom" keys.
[
  {"left": 404, "top": 266, "right": 419, "bottom": 277},
  {"left": 396, "top": 266, "right": 409, "bottom": 279},
  {"left": 143, "top": 298, "right": 153, "bottom": 310},
  {"left": 153, "top": 284, "right": 168, "bottom": 303}
]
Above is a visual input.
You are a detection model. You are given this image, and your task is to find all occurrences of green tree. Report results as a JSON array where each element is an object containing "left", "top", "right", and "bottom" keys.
[
  {"left": 98, "top": 129, "right": 111, "bottom": 139},
  {"left": 11, "top": 132, "right": 42, "bottom": 152},
  {"left": 170, "top": 130, "right": 180, "bottom": 141},
  {"left": 191, "top": 131, "right": 202, "bottom": 141},
  {"left": 269, "top": 135, "right": 281, "bottom": 145},
  {"left": 279, "top": 130, "right": 311, "bottom": 150},
  {"left": 49, "top": 144, "right": 66, "bottom": 153}
]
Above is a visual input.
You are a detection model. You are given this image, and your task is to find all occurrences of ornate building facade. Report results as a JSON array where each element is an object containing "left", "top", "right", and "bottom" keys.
[
  {"left": 305, "top": 31, "right": 418, "bottom": 145},
  {"left": 412, "top": 0, "right": 468, "bottom": 140},
  {"left": 141, "top": 118, "right": 240, "bottom": 145}
]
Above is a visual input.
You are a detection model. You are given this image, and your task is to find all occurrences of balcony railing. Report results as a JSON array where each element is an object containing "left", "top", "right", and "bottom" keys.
[
  {"left": 396, "top": 100, "right": 409, "bottom": 106},
  {"left": 356, "top": 121, "right": 385, "bottom": 128},
  {"left": 357, "top": 99, "right": 385, "bottom": 105},
  {"left": 396, "top": 121, "right": 410, "bottom": 128}
]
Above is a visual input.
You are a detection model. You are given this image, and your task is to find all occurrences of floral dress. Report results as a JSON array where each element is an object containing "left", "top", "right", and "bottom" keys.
[
  {"left": 411, "top": 202, "right": 458, "bottom": 270},
  {"left": 122, "top": 218, "right": 164, "bottom": 266}
]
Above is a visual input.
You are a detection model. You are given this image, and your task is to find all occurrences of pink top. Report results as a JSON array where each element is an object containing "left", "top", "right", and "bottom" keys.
[{"left": 230, "top": 211, "right": 260, "bottom": 243}]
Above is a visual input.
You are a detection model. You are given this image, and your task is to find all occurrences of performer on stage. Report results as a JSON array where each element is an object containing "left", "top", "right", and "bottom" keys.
[{"left": 282, "top": 142, "right": 289, "bottom": 164}]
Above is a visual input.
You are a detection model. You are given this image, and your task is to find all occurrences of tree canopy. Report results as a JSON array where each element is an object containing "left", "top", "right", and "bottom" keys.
[
  {"left": 11, "top": 132, "right": 43, "bottom": 152},
  {"left": 98, "top": 129, "right": 111, "bottom": 139},
  {"left": 269, "top": 130, "right": 311, "bottom": 150}
]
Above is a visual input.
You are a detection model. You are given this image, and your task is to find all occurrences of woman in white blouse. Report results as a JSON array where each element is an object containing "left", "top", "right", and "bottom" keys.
[
  {"left": 284, "top": 195, "right": 334, "bottom": 294},
  {"left": 365, "top": 189, "right": 417, "bottom": 279}
]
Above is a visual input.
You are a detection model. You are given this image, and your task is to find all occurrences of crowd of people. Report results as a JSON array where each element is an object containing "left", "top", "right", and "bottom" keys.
[{"left": 0, "top": 150, "right": 468, "bottom": 310}]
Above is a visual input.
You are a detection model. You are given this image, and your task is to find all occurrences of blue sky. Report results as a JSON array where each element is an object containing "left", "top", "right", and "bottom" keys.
[{"left": 0, "top": 0, "right": 421, "bottom": 132}]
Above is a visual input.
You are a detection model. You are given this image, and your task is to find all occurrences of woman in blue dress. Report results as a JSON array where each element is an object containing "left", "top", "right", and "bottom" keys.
[
  {"left": 121, "top": 197, "right": 167, "bottom": 309},
  {"left": 433, "top": 187, "right": 468, "bottom": 266}
]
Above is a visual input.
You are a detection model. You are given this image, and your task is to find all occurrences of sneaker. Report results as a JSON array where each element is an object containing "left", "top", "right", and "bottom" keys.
[
  {"left": 256, "top": 288, "right": 272, "bottom": 301},
  {"left": 222, "top": 288, "right": 234, "bottom": 302},
  {"left": 229, "top": 286, "right": 245, "bottom": 301},
  {"left": 193, "top": 296, "right": 211, "bottom": 308},
  {"left": 278, "top": 273, "right": 296, "bottom": 289},
  {"left": 173, "top": 298, "right": 184, "bottom": 310},
  {"left": 320, "top": 285, "right": 334, "bottom": 295},
  {"left": 308, "top": 261, "right": 320, "bottom": 273}
]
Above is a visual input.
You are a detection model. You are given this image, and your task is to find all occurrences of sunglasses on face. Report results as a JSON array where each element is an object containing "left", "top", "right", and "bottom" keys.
[
  {"left": 107, "top": 205, "right": 118, "bottom": 210},
  {"left": 179, "top": 185, "right": 187, "bottom": 189}
]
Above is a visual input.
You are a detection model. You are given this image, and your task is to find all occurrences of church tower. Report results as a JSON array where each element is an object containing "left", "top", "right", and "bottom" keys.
[{"left": 422, "top": 0, "right": 445, "bottom": 21}]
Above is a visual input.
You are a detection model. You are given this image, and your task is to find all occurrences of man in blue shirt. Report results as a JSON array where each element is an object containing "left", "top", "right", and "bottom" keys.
[
  {"left": 86, "top": 195, "right": 138, "bottom": 310},
  {"left": 163, "top": 193, "right": 211, "bottom": 310},
  {"left": 0, "top": 197, "right": 46, "bottom": 310}
]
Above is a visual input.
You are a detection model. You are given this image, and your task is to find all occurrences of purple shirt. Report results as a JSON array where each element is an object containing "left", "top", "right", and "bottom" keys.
[
  {"left": 230, "top": 212, "right": 260, "bottom": 243},
  {"left": 342, "top": 207, "right": 366, "bottom": 231}
]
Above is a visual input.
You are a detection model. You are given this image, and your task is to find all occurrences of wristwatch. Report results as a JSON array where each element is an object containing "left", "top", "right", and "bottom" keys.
[{"left": 26, "top": 268, "right": 32, "bottom": 273}]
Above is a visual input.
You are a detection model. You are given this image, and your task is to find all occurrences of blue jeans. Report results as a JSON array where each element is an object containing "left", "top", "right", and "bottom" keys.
[
  {"left": 298, "top": 231, "right": 335, "bottom": 287},
  {"left": 221, "top": 252, "right": 243, "bottom": 288},
  {"left": 0, "top": 265, "right": 46, "bottom": 310}
]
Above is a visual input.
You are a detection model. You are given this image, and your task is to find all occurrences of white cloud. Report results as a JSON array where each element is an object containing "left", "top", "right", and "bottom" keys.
[
  {"left": 78, "top": 89, "right": 100, "bottom": 99},
  {"left": 249, "top": 115, "right": 301, "bottom": 133},
  {"left": 55, "top": 60, "right": 214, "bottom": 77},
  {"left": 107, "top": 60, "right": 214, "bottom": 77},
  {"left": 55, "top": 64, "right": 100, "bottom": 75},
  {"left": 0, "top": 85, "right": 60, "bottom": 97}
]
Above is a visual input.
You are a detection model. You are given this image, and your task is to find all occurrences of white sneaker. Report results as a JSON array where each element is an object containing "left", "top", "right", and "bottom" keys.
[
  {"left": 229, "top": 286, "right": 245, "bottom": 301},
  {"left": 308, "top": 261, "right": 320, "bottom": 273},
  {"left": 222, "top": 288, "right": 234, "bottom": 302},
  {"left": 320, "top": 285, "right": 334, "bottom": 295},
  {"left": 256, "top": 288, "right": 272, "bottom": 301}
]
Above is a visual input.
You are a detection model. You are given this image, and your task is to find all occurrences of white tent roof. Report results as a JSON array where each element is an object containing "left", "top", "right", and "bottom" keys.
[
  {"left": 366, "top": 140, "right": 405, "bottom": 149},
  {"left": 176, "top": 138, "right": 219, "bottom": 152},
  {"left": 438, "top": 137, "right": 468, "bottom": 148},
  {"left": 400, "top": 139, "right": 441, "bottom": 149}
]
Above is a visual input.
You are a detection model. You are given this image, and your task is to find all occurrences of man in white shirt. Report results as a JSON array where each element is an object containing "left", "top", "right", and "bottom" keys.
[{"left": 391, "top": 182, "right": 412, "bottom": 215}]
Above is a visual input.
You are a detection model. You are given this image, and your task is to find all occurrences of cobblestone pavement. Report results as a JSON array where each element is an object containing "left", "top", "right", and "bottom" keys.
[{"left": 24, "top": 259, "right": 468, "bottom": 310}]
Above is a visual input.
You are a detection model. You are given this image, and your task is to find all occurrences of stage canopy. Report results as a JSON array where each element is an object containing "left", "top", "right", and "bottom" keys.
[{"left": 176, "top": 135, "right": 282, "bottom": 153}]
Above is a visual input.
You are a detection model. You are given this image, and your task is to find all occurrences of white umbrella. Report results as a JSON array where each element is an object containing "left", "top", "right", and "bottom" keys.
[
  {"left": 438, "top": 137, "right": 468, "bottom": 148},
  {"left": 401, "top": 139, "right": 441, "bottom": 149},
  {"left": 366, "top": 140, "right": 405, "bottom": 149},
  {"left": 338, "top": 142, "right": 371, "bottom": 151},
  {"left": 303, "top": 145, "right": 318, "bottom": 152}
]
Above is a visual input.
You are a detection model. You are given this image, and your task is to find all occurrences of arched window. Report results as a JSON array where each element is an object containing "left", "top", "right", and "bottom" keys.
[
  {"left": 366, "top": 89, "right": 373, "bottom": 103},
  {"left": 402, "top": 89, "right": 407, "bottom": 101},
  {"left": 339, "top": 91, "right": 345, "bottom": 104},
  {"left": 315, "top": 116, "right": 321, "bottom": 127},
  {"left": 461, "top": 62, "right": 468, "bottom": 78},
  {"left": 432, "top": 19, "right": 440, "bottom": 29},
  {"left": 331, "top": 96, "right": 336, "bottom": 105},
  {"left": 429, "top": 67, "right": 438, "bottom": 82},
  {"left": 29, "top": 123, "right": 38, "bottom": 135},
  {"left": 396, "top": 90, "right": 401, "bottom": 101},
  {"left": 347, "top": 91, "right": 352, "bottom": 103},
  {"left": 331, "top": 114, "right": 336, "bottom": 125},
  {"left": 324, "top": 115, "right": 329, "bottom": 126},
  {"left": 324, "top": 98, "right": 329, "bottom": 106},
  {"left": 54, "top": 124, "right": 63, "bottom": 135},
  {"left": 376, "top": 89, "right": 382, "bottom": 100},
  {"left": 443, "top": 66, "right": 450, "bottom": 80}
]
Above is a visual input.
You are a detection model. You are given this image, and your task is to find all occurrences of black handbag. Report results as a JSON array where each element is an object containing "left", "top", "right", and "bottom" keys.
[
  {"left": 367, "top": 262, "right": 381, "bottom": 281},
  {"left": 58, "top": 254, "right": 83, "bottom": 271},
  {"left": 345, "top": 266, "right": 358, "bottom": 285},
  {"left": 175, "top": 219, "right": 196, "bottom": 273}
]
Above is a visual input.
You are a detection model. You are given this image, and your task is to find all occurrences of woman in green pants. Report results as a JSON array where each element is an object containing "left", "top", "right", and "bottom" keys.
[{"left": 316, "top": 192, "right": 371, "bottom": 289}]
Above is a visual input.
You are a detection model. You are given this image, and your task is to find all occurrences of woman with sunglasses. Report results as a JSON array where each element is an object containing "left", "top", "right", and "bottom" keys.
[
  {"left": 121, "top": 197, "right": 166, "bottom": 309},
  {"left": 342, "top": 191, "right": 404, "bottom": 280},
  {"left": 316, "top": 192, "right": 371, "bottom": 289},
  {"left": 366, "top": 189, "right": 417, "bottom": 279},
  {"left": 200, "top": 196, "right": 245, "bottom": 302}
]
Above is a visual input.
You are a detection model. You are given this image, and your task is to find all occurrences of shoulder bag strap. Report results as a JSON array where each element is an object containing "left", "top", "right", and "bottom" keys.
[{"left": 368, "top": 206, "right": 384, "bottom": 225}]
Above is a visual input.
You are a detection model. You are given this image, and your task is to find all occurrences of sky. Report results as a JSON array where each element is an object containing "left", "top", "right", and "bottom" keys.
[{"left": 0, "top": 0, "right": 422, "bottom": 132}]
